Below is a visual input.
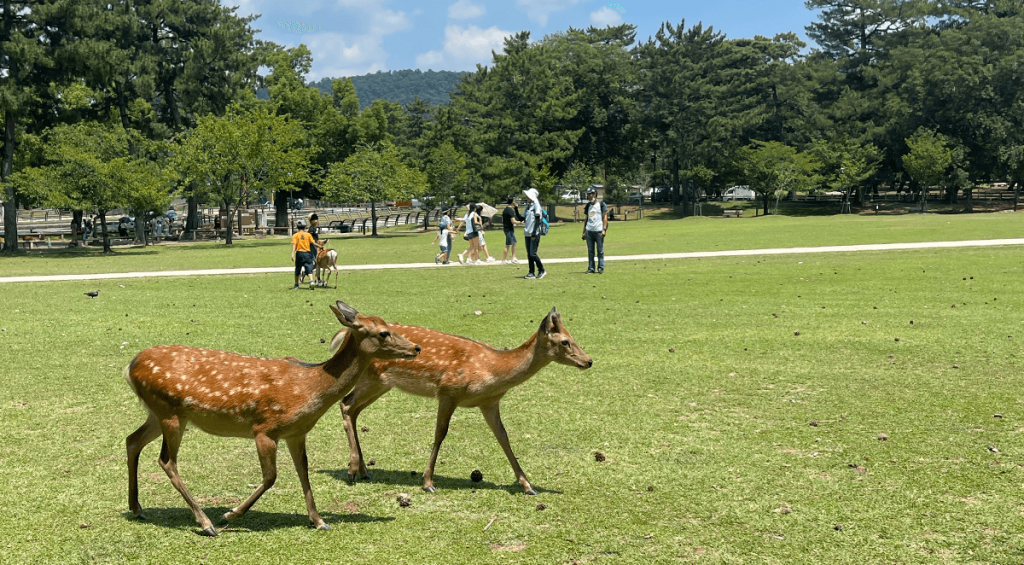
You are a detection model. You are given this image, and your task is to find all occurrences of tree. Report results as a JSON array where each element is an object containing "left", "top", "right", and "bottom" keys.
[
  {"left": 902, "top": 128, "right": 953, "bottom": 212},
  {"left": 320, "top": 142, "right": 426, "bottom": 236},
  {"left": 741, "top": 141, "right": 817, "bottom": 215},
  {"left": 809, "top": 138, "right": 879, "bottom": 212},
  {"left": 425, "top": 141, "right": 467, "bottom": 225},
  {"left": 14, "top": 122, "right": 143, "bottom": 253},
  {"left": 561, "top": 162, "right": 598, "bottom": 218},
  {"left": 174, "top": 104, "right": 313, "bottom": 245}
]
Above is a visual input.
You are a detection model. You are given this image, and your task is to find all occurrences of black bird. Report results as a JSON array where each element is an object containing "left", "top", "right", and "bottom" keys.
[{"left": 84, "top": 290, "right": 99, "bottom": 298}]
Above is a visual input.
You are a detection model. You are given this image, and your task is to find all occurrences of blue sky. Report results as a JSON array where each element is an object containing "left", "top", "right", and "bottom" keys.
[{"left": 227, "top": 0, "right": 817, "bottom": 81}]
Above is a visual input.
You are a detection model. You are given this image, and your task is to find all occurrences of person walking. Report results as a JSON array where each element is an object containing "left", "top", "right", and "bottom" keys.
[
  {"left": 431, "top": 219, "right": 450, "bottom": 264},
  {"left": 475, "top": 204, "right": 496, "bottom": 263},
  {"left": 522, "top": 188, "right": 546, "bottom": 279},
  {"left": 457, "top": 204, "right": 480, "bottom": 264},
  {"left": 582, "top": 187, "right": 608, "bottom": 274},
  {"left": 290, "top": 220, "right": 317, "bottom": 290},
  {"left": 501, "top": 196, "right": 522, "bottom": 264}
]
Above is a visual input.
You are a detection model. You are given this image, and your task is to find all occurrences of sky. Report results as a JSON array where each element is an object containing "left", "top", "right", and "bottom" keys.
[{"left": 226, "top": 0, "right": 818, "bottom": 81}]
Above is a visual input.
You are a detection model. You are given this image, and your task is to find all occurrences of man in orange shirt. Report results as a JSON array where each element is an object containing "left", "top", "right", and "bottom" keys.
[{"left": 291, "top": 220, "right": 316, "bottom": 290}]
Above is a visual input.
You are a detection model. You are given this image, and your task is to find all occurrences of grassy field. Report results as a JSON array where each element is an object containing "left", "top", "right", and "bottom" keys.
[
  {"left": 1, "top": 218, "right": 1024, "bottom": 564},
  {"left": 1, "top": 211, "right": 1022, "bottom": 277}
]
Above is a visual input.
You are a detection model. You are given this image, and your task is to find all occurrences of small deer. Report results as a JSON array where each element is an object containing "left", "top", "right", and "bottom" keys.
[
  {"left": 125, "top": 300, "right": 419, "bottom": 536},
  {"left": 315, "top": 240, "right": 339, "bottom": 288},
  {"left": 335, "top": 307, "right": 592, "bottom": 495}
]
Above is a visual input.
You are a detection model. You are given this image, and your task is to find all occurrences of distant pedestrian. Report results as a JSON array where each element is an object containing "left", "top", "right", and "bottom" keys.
[
  {"left": 82, "top": 216, "right": 92, "bottom": 242},
  {"left": 501, "top": 195, "right": 522, "bottom": 264},
  {"left": 431, "top": 220, "right": 450, "bottom": 264},
  {"left": 582, "top": 187, "right": 608, "bottom": 274},
  {"left": 522, "top": 188, "right": 546, "bottom": 279},
  {"left": 290, "top": 220, "right": 316, "bottom": 290},
  {"left": 475, "top": 204, "right": 496, "bottom": 262},
  {"left": 457, "top": 204, "right": 481, "bottom": 264}
]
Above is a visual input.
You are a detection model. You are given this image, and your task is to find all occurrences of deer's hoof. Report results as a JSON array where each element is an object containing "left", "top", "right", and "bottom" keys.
[
  {"left": 199, "top": 526, "right": 219, "bottom": 537},
  {"left": 361, "top": 473, "right": 373, "bottom": 482},
  {"left": 525, "top": 488, "right": 539, "bottom": 496},
  {"left": 315, "top": 522, "right": 332, "bottom": 531},
  {"left": 347, "top": 473, "right": 357, "bottom": 483},
  {"left": 422, "top": 486, "right": 436, "bottom": 493},
  {"left": 134, "top": 512, "right": 148, "bottom": 521}
]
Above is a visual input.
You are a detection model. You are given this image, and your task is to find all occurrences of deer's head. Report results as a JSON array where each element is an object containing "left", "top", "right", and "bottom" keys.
[
  {"left": 330, "top": 301, "right": 420, "bottom": 360},
  {"left": 538, "top": 307, "right": 592, "bottom": 369}
]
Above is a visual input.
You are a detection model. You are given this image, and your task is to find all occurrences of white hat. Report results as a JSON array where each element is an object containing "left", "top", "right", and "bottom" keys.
[{"left": 523, "top": 188, "right": 539, "bottom": 201}]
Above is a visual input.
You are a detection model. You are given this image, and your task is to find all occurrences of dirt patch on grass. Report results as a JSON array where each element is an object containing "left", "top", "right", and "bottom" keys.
[{"left": 490, "top": 542, "right": 527, "bottom": 552}]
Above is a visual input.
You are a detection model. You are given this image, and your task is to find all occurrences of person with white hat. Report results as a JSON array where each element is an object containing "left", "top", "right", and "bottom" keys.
[{"left": 521, "top": 187, "right": 546, "bottom": 279}]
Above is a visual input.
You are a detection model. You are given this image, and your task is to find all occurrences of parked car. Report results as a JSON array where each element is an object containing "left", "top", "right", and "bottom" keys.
[
  {"left": 560, "top": 189, "right": 583, "bottom": 204},
  {"left": 628, "top": 191, "right": 643, "bottom": 204},
  {"left": 165, "top": 209, "right": 178, "bottom": 221},
  {"left": 722, "top": 185, "right": 756, "bottom": 201}
]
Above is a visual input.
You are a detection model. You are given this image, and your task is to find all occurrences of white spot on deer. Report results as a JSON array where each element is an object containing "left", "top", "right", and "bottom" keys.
[{"left": 152, "top": 366, "right": 161, "bottom": 373}]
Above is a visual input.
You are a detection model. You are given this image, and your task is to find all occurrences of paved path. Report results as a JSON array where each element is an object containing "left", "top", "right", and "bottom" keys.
[{"left": 2, "top": 238, "right": 1023, "bottom": 284}]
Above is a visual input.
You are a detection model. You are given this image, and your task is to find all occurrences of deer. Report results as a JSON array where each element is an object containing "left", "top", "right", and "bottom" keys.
[
  {"left": 315, "top": 239, "right": 339, "bottom": 288},
  {"left": 333, "top": 307, "right": 592, "bottom": 495},
  {"left": 124, "top": 300, "right": 420, "bottom": 536}
]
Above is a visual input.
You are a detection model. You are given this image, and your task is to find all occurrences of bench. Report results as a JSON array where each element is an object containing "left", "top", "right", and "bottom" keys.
[{"left": 723, "top": 209, "right": 743, "bottom": 218}]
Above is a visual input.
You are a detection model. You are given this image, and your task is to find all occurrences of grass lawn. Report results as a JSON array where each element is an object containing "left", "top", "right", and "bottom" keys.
[
  {"left": 1, "top": 211, "right": 1022, "bottom": 278},
  {"left": 1, "top": 238, "right": 1023, "bottom": 563}
]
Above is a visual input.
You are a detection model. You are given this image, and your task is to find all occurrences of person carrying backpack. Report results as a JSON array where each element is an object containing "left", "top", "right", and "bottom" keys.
[
  {"left": 582, "top": 187, "right": 608, "bottom": 274},
  {"left": 522, "top": 187, "right": 547, "bottom": 279}
]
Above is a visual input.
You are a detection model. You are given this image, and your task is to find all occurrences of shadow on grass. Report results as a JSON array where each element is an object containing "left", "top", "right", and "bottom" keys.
[
  {"left": 6, "top": 248, "right": 162, "bottom": 260},
  {"left": 317, "top": 468, "right": 563, "bottom": 495},
  {"left": 121, "top": 507, "right": 393, "bottom": 534}
]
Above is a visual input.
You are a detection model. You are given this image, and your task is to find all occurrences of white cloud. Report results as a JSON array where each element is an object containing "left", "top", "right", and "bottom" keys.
[
  {"left": 448, "top": 0, "right": 485, "bottom": 20},
  {"left": 302, "top": 32, "right": 389, "bottom": 80},
  {"left": 414, "top": 24, "right": 514, "bottom": 71},
  {"left": 515, "top": 0, "right": 583, "bottom": 26},
  {"left": 415, "top": 50, "right": 445, "bottom": 69},
  {"left": 589, "top": 6, "right": 623, "bottom": 28}
]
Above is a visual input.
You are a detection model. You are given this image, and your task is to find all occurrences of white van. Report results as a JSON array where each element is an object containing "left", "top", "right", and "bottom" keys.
[{"left": 722, "top": 185, "right": 756, "bottom": 201}]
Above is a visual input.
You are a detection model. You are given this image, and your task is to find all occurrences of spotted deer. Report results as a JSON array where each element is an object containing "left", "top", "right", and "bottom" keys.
[
  {"left": 315, "top": 239, "right": 339, "bottom": 288},
  {"left": 125, "top": 300, "right": 420, "bottom": 536},
  {"left": 335, "top": 307, "right": 592, "bottom": 495}
]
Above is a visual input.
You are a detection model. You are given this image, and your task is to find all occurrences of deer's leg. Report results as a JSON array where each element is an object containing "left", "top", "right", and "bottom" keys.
[
  {"left": 223, "top": 433, "right": 277, "bottom": 524},
  {"left": 422, "top": 396, "right": 458, "bottom": 493},
  {"left": 156, "top": 416, "right": 218, "bottom": 535},
  {"left": 286, "top": 435, "right": 330, "bottom": 530},
  {"left": 127, "top": 412, "right": 162, "bottom": 519},
  {"left": 341, "top": 383, "right": 390, "bottom": 481},
  {"left": 481, "top": 402, "right": 537, "bottom": 495}
]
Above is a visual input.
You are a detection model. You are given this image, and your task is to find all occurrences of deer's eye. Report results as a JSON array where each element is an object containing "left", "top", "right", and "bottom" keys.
[
  {"left": 561, "top": 340, "right": 570, "bottom": 346},
  {"left": 379, "top": 331, "right": 391, "bottom": 339}
]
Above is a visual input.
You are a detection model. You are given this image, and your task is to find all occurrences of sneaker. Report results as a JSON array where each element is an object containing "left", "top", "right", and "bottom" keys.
[
  {"left": 435, "top": 256, "right": 440, "bottom": 264},
  {"left": 525, "top": 273, "right": 537, "bottom": 279},
  {"left": 511, "top": 258, "right": 520, "bottom": 264},
  {"left": 501, "top": 260, "right": 509, "bottom": 265},
  {"left": 442, "top": 261, "right": 451, "bottom": 265},
  {"left": 585, "top": 269, "right": 595, "bottom": 274},
  {"left": 537, "top": 271, "right": 547, "bottom": 279},
  {"left": 486, "top": 256, "right": 495, "bottom": 262},
  {"left": 289, "top": 285, "right": 300, "bottom": 290},
  {"left": 598, "top": 268, "right": 604, "bottom": 274},
  {"left": 457, "top": 252, "right": 465, "bottom": 264}
]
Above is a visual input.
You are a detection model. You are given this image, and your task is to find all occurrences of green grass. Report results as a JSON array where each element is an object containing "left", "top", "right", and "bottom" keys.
[
  {"left": 1, "top": 237, "right": 1024, "bottom": 563},
  {"left": 2, "top": 212, "right": 1022, "bottom": 277}
]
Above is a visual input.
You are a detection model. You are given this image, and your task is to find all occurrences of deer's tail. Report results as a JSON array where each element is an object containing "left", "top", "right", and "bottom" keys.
[{"left": 123, "top": 357, "right": 148, "bottom": 409}]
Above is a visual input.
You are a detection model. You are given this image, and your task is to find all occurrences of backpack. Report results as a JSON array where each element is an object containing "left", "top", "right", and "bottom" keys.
[{"left": 529, "top": 204, "right": 549, "bottom": 236}]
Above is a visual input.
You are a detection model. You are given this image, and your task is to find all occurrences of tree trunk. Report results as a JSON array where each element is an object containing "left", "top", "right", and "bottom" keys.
[
  {"left": 965, "top": 187, "right": 973, "bottom": 212},
  {"left": 763, "top": 195, "right": 770, "bottom": 215},
  {"left": 275, "top": 190, "right": 289, "bottom": 234},
  {"left": 70, "top": 210, "right": 83, "bottom": 248},
  {"left": 99, "top": 210, "right": 112, "bottom": 253},
  {"left": 1013, "top": 179, "right": 1020, "bottom": 212},
  {"left": 371, "top": 201, "right": 378, "bottom": 236},
  {"left": 423, "top": 207, "right": 431, "bottom": 231},
  {"left": 222, "top": 201, "right": 233, "bottom": 245},
  {"left": 671, "top": 156, "right": 680, "bottom": 209},
  {"left": 185, "top": 194, "right": 199, "bottom": 235},
  {"left": 2, "top": 109, "right": 17, "bottom": 254}
]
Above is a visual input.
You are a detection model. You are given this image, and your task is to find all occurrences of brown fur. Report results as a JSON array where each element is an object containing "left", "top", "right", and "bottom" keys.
[
  {"left": 315, "top": 239, "right": 338, "bottom": 288},
  {"left": 337, "top": 307, "right": 592, "bottom": 494},
  {"left": 125, "top": 301, "right": 419, "bottom": 535}
]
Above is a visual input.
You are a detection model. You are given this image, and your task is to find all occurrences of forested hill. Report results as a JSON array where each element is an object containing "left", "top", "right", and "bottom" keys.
[{"left": 308, "top": 69, "right": 467, "bottom": 108}]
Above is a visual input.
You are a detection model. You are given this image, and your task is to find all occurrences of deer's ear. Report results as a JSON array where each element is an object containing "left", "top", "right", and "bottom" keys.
[
  {"left": 331, "top": 301, "right": 360, "bottom": 328},
  {"left": 539, "top": 310, "right": 554, "bottom": 334}
]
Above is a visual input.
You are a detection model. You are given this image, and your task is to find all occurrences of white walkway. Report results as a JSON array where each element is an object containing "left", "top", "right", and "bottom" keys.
[{"left": 2, "top": 238, "right": 1022, "bottom": 284}]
